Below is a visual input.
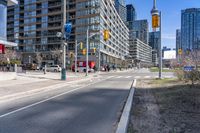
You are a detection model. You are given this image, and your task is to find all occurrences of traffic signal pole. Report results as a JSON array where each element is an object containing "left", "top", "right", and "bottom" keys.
[
  {"left": 86, "top": 29, "right": 89, "bottom": 76},
  {"left": 159, "top": 11, "right": 162, "bottom": 79},
  {"left": 75, "top": 40, "right": 78, "bottom": 75}
]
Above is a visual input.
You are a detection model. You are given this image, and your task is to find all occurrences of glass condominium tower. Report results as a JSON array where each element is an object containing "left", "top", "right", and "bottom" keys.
[{"left": 181, "top": 8, "right": 200, "bottom": 51}]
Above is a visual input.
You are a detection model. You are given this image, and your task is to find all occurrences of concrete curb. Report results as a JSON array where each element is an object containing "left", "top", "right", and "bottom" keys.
[
  {"left": 0, "top": 76, "right": 98, "bottom": 102},
  {"left": 115, "top": 79, "right": 137, "bottom": 133}
]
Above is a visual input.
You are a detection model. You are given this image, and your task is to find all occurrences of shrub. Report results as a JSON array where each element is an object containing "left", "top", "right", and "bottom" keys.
[{"left": 175, "top": 70, "right": 184, "bottom": 81}]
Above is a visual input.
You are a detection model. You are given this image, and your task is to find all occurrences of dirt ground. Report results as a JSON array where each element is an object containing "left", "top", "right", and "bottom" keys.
[{"left": 128, "top": 79, "right": 200, "bottom": 133}]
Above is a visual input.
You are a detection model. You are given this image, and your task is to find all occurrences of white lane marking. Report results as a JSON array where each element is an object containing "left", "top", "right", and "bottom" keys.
[
  {"left": 144, "top": 76, "right": 151, "bottom": 79},
  {"left": 108, "top": 76, "right": 115, "bottom": 78},
  {"left": 125, "top": 76, "right": 132, "bottom": 79},
  {"left": 115, "top": 76, "right": 123, "bottom": 79},
  {"left": 165, "top": 76, "right": 173, "bottom": 78},
  {"left": 0, "top": 76, "right": 113, "bottom": 119}
]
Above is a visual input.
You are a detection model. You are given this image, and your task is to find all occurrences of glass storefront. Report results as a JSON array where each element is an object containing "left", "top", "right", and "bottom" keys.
[{"left": 0, "top": 0, "right": 7, "bottom": 41}]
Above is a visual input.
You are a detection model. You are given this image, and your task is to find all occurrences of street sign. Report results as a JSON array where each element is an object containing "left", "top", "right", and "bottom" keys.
[
  {"left": 183, "top": 66, "right": 194, "bottom": 71},
  {"left": 64, "top": 22, "right": 72, "bottom": 40},
  {"left": 0, "top": 44, "right": 5, "bottom": 54}
]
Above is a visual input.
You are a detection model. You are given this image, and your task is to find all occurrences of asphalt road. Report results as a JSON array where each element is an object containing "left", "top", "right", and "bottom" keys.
[
  {"left": 0, "top": 69, "right": 174, "bottom": 133},
  {"left": 0, "top": 70, "right": 136, "bottom": 133}
]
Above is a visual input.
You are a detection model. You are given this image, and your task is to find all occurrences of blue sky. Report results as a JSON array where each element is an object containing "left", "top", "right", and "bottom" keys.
[{"left": 126, "top": 0, "right": 200, "bottom": 49}]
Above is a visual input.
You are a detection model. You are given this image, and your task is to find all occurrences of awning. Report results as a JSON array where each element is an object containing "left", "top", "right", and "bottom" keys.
[
  {"left": 0, "top": 39, "right": 17, "bottom": 47},
  {"left": 7, "top": 0, "right": 18, "bottom": 6}
]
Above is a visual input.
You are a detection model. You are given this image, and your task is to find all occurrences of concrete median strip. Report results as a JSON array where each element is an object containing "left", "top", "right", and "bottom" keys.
[
  {"left": 0, "top": 76, "right": 99, "bottom": 102},
  {"left": 116, "top": 79, "right": 137, "bottom": 133}
]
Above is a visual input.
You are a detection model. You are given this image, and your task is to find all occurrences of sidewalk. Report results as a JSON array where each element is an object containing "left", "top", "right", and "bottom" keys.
[
  {"left": 17, "top": 71, "right": 90, "bottom": 80},
  {"left": 0, "top": 72, "right": 99, "bottom": 102}
]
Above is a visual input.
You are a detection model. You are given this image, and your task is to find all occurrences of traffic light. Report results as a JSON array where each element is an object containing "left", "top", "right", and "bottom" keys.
[
  {"left": 93, "top": 48, "right": 96, "bottom": 53},
  {"left": 178, "top": 49, "right": 182, "bottom": 55},
  {"left": 152, "top": 15, "right": 160, "bottom": 28},
  {"left": 82, "top": 48, "right": 86, "bottom": 55},
  {"left": 70, "top": 52, "right": 74, "bottom": 58},
  {"left": 103, "top": 30, "right": 110, "bottom": 41},
  {"left": 80, "top": 42, "right": 83, "bottom": 49}
]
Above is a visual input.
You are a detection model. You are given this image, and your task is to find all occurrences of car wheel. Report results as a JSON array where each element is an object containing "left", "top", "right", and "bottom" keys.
[{"left": 54, "top": 69, "right": 57, "bottom": 72}]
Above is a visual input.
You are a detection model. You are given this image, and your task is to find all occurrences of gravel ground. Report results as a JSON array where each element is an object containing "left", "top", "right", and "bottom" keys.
[{"left": 128, "top": 79, "right": 200, "bottom": 133}]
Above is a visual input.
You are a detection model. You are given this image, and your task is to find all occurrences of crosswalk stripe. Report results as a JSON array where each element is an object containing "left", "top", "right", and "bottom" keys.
[
  {"left": 108, "top": 76, "right": 114, "bottom": 78},
  {"left": 144, "top": 76, "right": 151, "bottom": 79},
  {"left": 134, "top": 76, "right": 141, "bottom": 79},
  {"left": 115, "top": 76, "right": 123, "bottom": 78},
  {"left": 125, "top": 76, "right": 132, "bottom": 79}
]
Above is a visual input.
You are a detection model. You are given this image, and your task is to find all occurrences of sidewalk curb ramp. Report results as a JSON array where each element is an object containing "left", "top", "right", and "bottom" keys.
[
  {"left": 115, "top": 79, "right": 137, "bottom": 133},
  {"left": 0, "top": 76, "right": 97, "bottom": 102}
]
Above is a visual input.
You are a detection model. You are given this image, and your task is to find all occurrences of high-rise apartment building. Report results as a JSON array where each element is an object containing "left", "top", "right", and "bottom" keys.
[
  {"left": 7, "top": 0, "right": 129, "bottom": 67},
  {"left": 129, "top": 39, "right": 152, "bottom": 67},
  {"left": 114, "top": 0, "right": 126, "bottom": 23},
  {"left": 126, "top": 4, "right": 136, "bottom": 30},
  {"left": 176, "top": 29, "right": 181, "bottom": 56},
  {"left": 132, "top": 20, "right": 149, "bottom": 44},
  {"left": 181, "top": 8, "right": 200, "bottom": 51}
]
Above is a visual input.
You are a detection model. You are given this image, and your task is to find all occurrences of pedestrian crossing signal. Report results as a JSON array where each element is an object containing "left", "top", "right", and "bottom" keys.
[{"left": 80, "top": 42, "right": 83, "bottom": 49}]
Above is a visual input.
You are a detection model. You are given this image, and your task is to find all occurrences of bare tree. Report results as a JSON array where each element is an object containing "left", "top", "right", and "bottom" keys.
[
  {"left": 51, "top": 48, "right": 63, "bottom": 65},
  {"left": 0, "top": 48, "right": 21, "bottom": 64},
  {"left": 35, "top": 52, "right": 43, "bottom": 66}
]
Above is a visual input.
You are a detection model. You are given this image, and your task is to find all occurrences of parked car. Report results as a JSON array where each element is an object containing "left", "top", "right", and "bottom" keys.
[
  {"left": 25, "top": 63, "right": 37, "bottom": 70},
  {"left": 43, "top": 65, "right": 62, "bottom": 72}
]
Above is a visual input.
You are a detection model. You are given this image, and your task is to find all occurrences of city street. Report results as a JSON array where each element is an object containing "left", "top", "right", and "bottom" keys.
[{"left": 0, "top": 69, "right": 174, "bottom": 133}]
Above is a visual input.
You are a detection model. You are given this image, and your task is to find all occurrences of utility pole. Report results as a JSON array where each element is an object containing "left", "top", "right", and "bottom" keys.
[
  {"left": 61, "top": 0, "right": 66, "bottom": 80},
  {"left": 86, "top": 29, "right": 89, "bottom": 76}
]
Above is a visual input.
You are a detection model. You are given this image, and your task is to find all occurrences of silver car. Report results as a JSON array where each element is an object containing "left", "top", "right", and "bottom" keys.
[{"left": 44, "top": 65, "right": 62, "bottom": 72}]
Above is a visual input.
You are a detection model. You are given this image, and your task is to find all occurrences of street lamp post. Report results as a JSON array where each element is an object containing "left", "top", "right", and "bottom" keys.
[
  {"left": 159, "top": 11, "right": 162, "bottom": 79},
  {"left": 61, "top": 0, "right": 66, "bottom": 80},
  {"left": 151, "top": 0, "right": 162, "bottom": 79}
]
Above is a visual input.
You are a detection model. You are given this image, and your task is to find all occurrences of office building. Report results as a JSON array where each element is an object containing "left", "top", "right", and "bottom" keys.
[
  {"left": 132, "top": 20, "right": 149, "bottom": 44},
  {"left": 176, "top": 29, "right": 181, "bottom": 56},
  {"left": 114, "top": 0, "right": 126, "bottom": 23},
  {"left": 149, "top": 31, "right": 160, "bottom": 66},
  {"left": 129, "top": 39, "right": 152, "bottom": 67},
  {"left": 126, "top": 4, "right": 136, "bottom": 30},
  {"left": 149, "top": 31, "right": 160, "bottom": 50},
  {"left": 0, "top": 0, "right": 17, "bottom": 51},
  {"left": 181, "top": 8, "right": 200, "bottom": 51},
  {"left": 7, "top": 0, "right": 129, "bottom": 67}
]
